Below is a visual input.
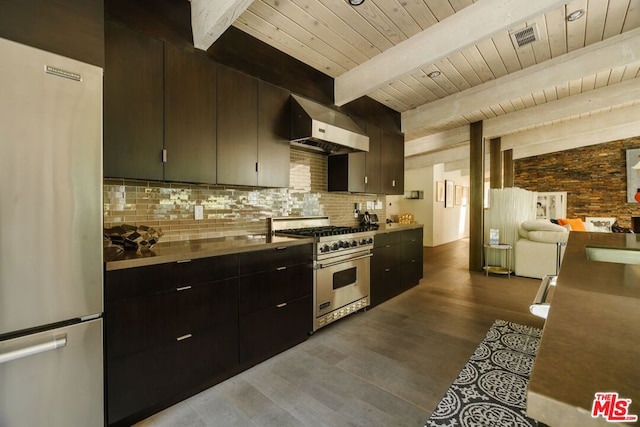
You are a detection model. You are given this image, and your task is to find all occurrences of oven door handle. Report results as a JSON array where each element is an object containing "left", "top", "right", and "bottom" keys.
[{"left": 316, "top": 253, "right": 373, "bottom": 269}]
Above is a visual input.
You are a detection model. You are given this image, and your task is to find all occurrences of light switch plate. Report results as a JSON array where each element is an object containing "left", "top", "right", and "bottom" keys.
[{"left": 194, "top": 205, "right": 204, "bottom": 220}]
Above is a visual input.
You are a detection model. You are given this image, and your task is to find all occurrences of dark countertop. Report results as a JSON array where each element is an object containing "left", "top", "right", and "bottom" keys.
[
  {"left": 105, "top": 235, "right": 313, "bottom": 271},
  {"left": 373, "top": 222, "right": 424, "bottom": 233},
  {"left": 104, "top": 223, "right": 424, "bottom": 271},
  {"left": 527, "top": 232, "right": 640, "bottom": 426}
]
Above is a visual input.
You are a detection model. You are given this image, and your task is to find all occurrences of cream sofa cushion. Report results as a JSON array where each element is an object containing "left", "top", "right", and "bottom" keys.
[
  {"left": 527, "top": 230, "right": 569, "bottom": 244},
  {"left": 521, "top": 220, "right": 568, "bottom": 233}
]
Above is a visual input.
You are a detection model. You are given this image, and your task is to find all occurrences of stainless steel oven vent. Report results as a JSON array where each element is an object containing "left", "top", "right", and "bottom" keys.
[
  {"left": 290, "top": 94, "right": 369, "bottom": 154},
  {"left": 510, "top": 24, "right": 540, "bottom": 48}
]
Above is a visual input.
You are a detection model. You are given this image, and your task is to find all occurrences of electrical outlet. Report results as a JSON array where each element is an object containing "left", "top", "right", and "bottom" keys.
[{"left": 194, "top": 205, "right": 204, "bottom": 220}]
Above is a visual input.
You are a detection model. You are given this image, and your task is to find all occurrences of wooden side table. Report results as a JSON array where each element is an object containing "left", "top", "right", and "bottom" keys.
[{"left": 483, "top": 243, "right": 513, "bottom": 278}]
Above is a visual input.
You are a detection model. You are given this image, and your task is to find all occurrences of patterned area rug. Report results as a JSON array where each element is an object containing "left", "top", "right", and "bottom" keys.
[{"left": 425, "top": 320, "right": 542, "bottom": 427}]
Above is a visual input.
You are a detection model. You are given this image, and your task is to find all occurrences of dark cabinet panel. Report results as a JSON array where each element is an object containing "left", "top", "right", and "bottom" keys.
[
  {"left": 328, "top": 153, "right": 366, "bottom": 193},
  {"left": 327, "top": 123, "right": 399, "bottom": 195},
  {"left": 258, "top": 81, "right": 291, "bottom": 187},
  {"left": 0, "top": 0, "right": 104, "bottom": 67},
  {"left": 216, "top": 66, "right": 258, "bottom": 186},
  {"left": 106, "top": 254, "right": 238, "bottom": 302},
  {"left": 365, "top": 124, "right": 382, "bottom": 194},
  {"left": 238, "top": 243, "right": 313, "bottom": 275},
  {"left": 104, "top": 21, "right": 164, "bottom": 180},
  {"left": 380, "top": 130, "right": 404, "bottom": 195},
  {"left": 239, "top": 295, "right": 312, "bottom": 365},
  {"left": 105, "top": 256, "right": 240, "bottom": 426},
  {"left": 238, "top": 243, "right": 313, "bottom": 366},
  {"left": 107, "top": 328, "right": 224, "bottom": 427},
  {"left": 239, "top": 263, "right": 313, "bottom": 315},
  {"left": 370, "top": 228, "right": 423, "bottom": 307},
  {"left": 164, "top": 44, "right": 217, "bottom": 184}
]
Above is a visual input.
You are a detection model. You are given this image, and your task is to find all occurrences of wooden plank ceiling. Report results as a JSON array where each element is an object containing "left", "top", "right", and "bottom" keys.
[{"left": 195, "top": 0, "right": 640, "bottom": 160}]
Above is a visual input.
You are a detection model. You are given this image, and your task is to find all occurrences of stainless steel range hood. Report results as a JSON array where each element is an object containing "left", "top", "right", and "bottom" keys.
[{"left": 290, "top": 94, "right": 369, "bottom": 154}]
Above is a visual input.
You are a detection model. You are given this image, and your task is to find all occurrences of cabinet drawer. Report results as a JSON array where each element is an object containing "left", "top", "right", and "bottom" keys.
[
  {"left": 402, "top": 241, "right": 423, "bottom": 263},
  {"left": 107, "top": 327, "right": 234, "bottom": 426},
  {"left": 401, "top": 228, "right": 423, "bottom": 244},
  {"left": 239, "top": 295, "right": 312, "bottom": 365},
  {"left": 106, "top": 254, "right": 238, "bottom": 302},
  {"left": 239, "top": 243, "right": 312, "bottom": 275},
  {"left": 374, "top": 231, "right": 401, "bottom": 248},
  {"left": 106, "top": 278, "right": 238, "bottom": 359},
  {"left": 239, "top": 263, "right": 312, "bottom": 315}
]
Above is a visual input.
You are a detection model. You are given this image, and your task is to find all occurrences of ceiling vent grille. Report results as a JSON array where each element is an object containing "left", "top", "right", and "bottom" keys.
[{"left": 510, "top": 24, "right": 540, "bottom": 48}]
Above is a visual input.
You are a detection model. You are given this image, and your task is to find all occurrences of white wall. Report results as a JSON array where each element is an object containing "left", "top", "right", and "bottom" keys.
[{"left": 393, "top": 164, "right": 469, "bottom": 247}]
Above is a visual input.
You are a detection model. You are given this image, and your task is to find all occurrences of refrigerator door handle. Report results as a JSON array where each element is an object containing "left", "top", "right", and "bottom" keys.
[{"left": 0, "top": 333, "right": 67, "bottom": 365}]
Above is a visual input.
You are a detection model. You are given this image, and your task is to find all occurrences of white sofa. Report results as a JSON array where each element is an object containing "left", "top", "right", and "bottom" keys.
[{"left": 514, "top": 220, "right": 569, "bottom": 279}]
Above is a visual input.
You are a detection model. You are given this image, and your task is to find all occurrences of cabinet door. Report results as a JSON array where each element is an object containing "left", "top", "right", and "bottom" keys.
[
  {"left": 370, "top": 244, "right": 400, "bottom": 307},
  {"left": 328, "top": 153, "right": 366, "bottom": 192},
  {"left": 257, "top": 81, "right": 291, "bottom": 187},
  {"left": 216, "top": 66, "right": 258, "bottom": 186},
  {"left": 239, "top": 263, "right": 313, "bottom": 315},
  {"left": 104, "top": 22, "right": 164, "bottom": 180},
  {"left": 239, "top": 295, "right": 312, "bottom": 365},
  {"left": 365, "top": 123, "right": 382, "bottom": 194},
  {"left": 164, "top": 45, "right": 217, "bottom": 184},
  {"left": 380, "top": 130, "right": 404, "bottom": 195}
]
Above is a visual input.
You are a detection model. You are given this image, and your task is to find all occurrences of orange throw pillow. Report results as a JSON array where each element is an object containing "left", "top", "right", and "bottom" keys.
[{"left": 558, "top": 218, "right": 586, "bottom": 231}]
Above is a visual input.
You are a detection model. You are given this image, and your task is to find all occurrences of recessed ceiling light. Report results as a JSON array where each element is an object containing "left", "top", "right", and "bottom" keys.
[
  {"left": 348, "top": 0, "right": 365, "bottom": 6},
  {"left": 427, "top": 71, "right": 441, "bottom": 78},
  {"left": 567, "top": 9, "right": 585, "bottom": 21}
]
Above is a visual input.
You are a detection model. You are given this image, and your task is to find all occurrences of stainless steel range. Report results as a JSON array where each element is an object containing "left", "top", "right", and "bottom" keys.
[{"left": 271, "top": 217, "right": 375, "bottom": 331}]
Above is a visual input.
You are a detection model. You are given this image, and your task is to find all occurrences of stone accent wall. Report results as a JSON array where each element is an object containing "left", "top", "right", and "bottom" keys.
[
  {"left": 104, "top": 148, "right": 386, "bottom": 242},
  {"left": 514, "top": 136, "right": 640, "bottom": 228}
]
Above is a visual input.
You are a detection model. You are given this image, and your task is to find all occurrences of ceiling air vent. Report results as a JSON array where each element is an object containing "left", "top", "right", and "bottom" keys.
[{"left": 510, "top": 24, "right": 540, "bottom": 48}]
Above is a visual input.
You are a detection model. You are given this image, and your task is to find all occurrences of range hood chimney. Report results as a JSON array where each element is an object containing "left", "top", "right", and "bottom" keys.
[{"left": 290, "top": 94, "right": 369, "bottom": 154}]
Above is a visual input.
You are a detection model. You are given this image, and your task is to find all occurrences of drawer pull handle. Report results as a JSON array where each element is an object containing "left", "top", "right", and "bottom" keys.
[
  {"left": 276, "top": 302, "right": 287, "bottom": 308},
  {"left": 176, "top": 286, "right": 192, "bottom": 291},
  {"left": 385, "top": 244, "right": 391, "bottom": 248},
  {"left": 384, "top": 268, "right": 391, "bottom": 272},
  {"left": 276, "top": 266, "right": 287, "bottom": 271},
  {"left": 276, "top": 246, "right": 287, "bottom": 251},
  {"left": 176, "top": 334, "right": 192, "bottom": 342},
  {"left": 177, "top": 259, "right": 192, "bottom": 264}
]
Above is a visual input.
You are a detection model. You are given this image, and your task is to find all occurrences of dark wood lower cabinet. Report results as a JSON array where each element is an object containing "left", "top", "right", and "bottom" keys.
[
  {"left": 239, "top": 295, "right": 312, "bottom": 365},
  {"left": 105, "top": 244, "right": 314, "bottom": 426},
  {"left": 105, "top": 277, "right": 239, "bottom": 427},
  {"left": 370, "top": 228, "right": 424, "bottom": 308}
]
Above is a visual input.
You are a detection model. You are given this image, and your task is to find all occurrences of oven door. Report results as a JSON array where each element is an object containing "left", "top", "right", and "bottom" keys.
[{"left": 315, "top": 250, "right": 371, "bottom": 319}]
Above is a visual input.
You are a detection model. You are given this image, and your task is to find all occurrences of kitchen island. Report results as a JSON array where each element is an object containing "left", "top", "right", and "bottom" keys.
[{"left": 527, "top": 231, "right": 640, "bottom": 426}]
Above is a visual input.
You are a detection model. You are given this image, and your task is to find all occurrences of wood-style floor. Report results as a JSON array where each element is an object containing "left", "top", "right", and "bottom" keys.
[{"left": 135, "top": 238, "right": 545, "bottom": 427}]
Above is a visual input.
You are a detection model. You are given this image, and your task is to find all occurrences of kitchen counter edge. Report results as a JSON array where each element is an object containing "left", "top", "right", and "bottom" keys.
[{"left": 104, "top": 224, "right": 423, "bottom": 271}]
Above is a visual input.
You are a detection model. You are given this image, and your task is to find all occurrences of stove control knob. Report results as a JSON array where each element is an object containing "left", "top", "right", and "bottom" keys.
[
  {"left": 331, "top": 242, "right": 340, "bottom": 251},
  {"left": 351, "top": 240, "right": 358, "bottom": 247},
  {"left": 367, "top": 237, "right": 374, "bottom": 244},
  {"left": 321, "top": 244, "right": 330, "bottom": 253},
  {"left": 359, "top": 238, "right": 367, "bottom": 245},
  {"left": 339, "top": 240, "right": 349, "bottom": 248}
]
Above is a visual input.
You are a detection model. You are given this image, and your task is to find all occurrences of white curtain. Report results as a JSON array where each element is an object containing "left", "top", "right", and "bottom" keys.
[{"left": 484, "top": 187, "right": 536, "bottom": 269}]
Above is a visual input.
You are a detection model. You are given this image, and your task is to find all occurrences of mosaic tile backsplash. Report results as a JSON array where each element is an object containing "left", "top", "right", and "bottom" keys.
[{"left": 104, "top": 149, "right": 387, "bottom": 242}]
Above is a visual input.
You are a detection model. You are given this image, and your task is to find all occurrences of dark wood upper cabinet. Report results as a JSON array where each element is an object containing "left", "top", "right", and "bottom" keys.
[
  {"left": 257, "top": 81, "right": 291, "bottom": 188},
  {"left": 216, "top": 66, "right": 259, "bottom": 186},
  {"left": 365, "top": 123, "right": 382, "bottom": 194},
  {"left": 328, "top": 153, "right": 366, "bottom": 193},
  {"left": 381, "top": 130, "right": 405, "bottom": 195},
  {"left": 164, "top": 45, "right": 217, "bottom": 184},
  {"left": 328, "top": 123, "right": 401, "bottom": 195},
  {"left": 104, "top": 21, "right": 164, "bottom": 180},
  {"left": 0, "top": 0, "right": 104, "bottom": 67}
]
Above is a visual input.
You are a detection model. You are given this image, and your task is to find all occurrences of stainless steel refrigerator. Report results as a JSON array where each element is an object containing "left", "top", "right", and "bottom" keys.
[{"left": 0, "top": 37, "right": 104, "bottom": 426}]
